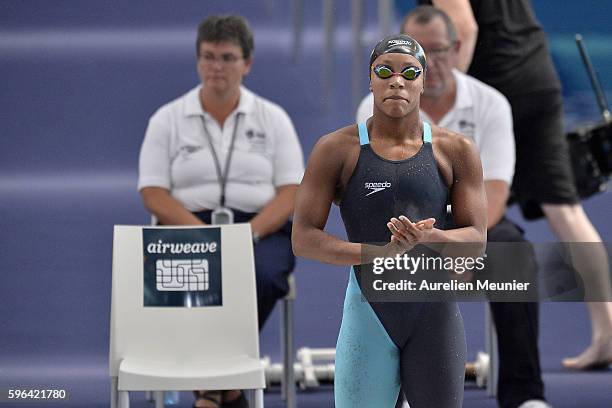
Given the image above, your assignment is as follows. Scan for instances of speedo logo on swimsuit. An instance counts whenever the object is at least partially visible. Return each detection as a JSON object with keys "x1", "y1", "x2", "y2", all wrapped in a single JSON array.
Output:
[
  {"x1": 364, "y1": 181, "x2": 391, "y2": 196},
  {"x1": 388, "y1": 39, "x2": 412, "y2": 46}
]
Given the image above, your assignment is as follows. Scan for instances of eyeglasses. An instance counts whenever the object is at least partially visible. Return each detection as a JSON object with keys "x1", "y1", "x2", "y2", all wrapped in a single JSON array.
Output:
[
  {"x1": 426, "y1": 44, "x2": 453, "y2": 59},
  {"x1": 199, "y1": 52, "x2": 243, "y2": 66},
  {"x1": 373, "y1": 65, "x2": 422, "y2": 81}
]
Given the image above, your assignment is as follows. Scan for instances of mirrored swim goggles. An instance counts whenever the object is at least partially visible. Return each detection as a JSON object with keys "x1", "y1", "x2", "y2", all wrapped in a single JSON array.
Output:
[{"x1": 373, "y1": 64, "x2": 422, "y2": 81}]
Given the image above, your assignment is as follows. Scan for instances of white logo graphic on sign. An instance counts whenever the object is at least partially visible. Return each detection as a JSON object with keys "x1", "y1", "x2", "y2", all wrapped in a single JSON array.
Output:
[{"x1": 156, "y1": 259, "x2": 209, "y2": 291}]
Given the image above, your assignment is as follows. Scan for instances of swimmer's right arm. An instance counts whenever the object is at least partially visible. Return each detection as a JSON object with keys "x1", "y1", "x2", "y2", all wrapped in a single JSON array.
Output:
[{"x1": 292, "y1": 133, "x2": 364, "y2": 265}]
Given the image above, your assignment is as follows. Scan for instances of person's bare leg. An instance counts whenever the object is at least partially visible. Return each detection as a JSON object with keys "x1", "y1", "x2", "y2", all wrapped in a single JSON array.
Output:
[
  {"x1": 193, "y1": 391, "x2": 222, "y2": 408},
  {"x1": 222, "y1": 390, "x2": 243, "y2": 402},
  {"x1": 542, "y1": 203, "x2": 612, "y2": 369}
]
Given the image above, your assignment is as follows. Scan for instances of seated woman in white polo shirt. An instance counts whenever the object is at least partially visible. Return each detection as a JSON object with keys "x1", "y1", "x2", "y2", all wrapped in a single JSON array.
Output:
[{"x1": 138, "y1": 15, "x2": 304, "y2": 408}]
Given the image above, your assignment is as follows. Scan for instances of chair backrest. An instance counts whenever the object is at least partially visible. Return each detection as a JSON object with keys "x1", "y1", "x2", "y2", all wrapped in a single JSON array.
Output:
[{"x1": 109, "y1": 223, "x2": 259, "y2": 376}]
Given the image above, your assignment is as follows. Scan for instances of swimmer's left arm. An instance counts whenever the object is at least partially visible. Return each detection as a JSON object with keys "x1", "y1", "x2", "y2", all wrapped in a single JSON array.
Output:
[
  {"x1": 433, "y1": 135, "x2": 487, "y2": 249},
  {"x1": 388, "y1": 136, "x2": 487, "y2": 252}
]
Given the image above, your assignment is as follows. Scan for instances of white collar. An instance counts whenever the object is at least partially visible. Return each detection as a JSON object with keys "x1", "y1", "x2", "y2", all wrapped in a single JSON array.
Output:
[{"x1": 183, "y1": 85, "x2": 254, "y2": 117}]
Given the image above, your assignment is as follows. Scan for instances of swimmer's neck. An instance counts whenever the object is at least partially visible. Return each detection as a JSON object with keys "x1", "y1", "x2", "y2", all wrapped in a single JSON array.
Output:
[{"x1": 369, "y1": 111, "x2": 422, "y2": 142}]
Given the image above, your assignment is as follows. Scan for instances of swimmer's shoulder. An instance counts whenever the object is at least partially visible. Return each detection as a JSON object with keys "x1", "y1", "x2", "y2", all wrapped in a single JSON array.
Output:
[
  {"x1": 430, "y1": 124, "x2": 481, "y2": 186},
  {"x1": 430, "y1": 124, "x2": 479, "y2": 162},
  {"x1": 312, "y1": 124, "x2": 361, "y2": 161}
]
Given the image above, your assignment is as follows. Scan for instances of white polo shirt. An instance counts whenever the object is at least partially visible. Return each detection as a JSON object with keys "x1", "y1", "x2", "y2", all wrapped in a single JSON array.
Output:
[
  {"x1": 356, "y1": 69, "x2": 515, "y2": 184},
  {"x1": 138, "y1": 85, "x2": 304, "y2": 213}
]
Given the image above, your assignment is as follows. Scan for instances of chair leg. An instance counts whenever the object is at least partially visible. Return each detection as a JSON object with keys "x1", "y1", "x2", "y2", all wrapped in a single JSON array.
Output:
[
  {"x1": 485, "y1": 304, "x2": 499, "y2": 397},
  {"x1": 153, "y1": 391, "x2": 164, "y2": 408},
  {"x1": 282, "y1": 297, "x2": 296, "y2": 408},
  {"x1": 110, "y1": 377, "x2": 118, "y2": 408},
  {"x1": 118, "y1": 390, "x2": 130, "y2": 408},
  {"x1": 254, "y1": 389, "x2": 264, "y2": 408},
  {"x1": 247, "y1": 389, "x2": 254, "y2": 407},
  {"x1": 281, "y1": 297, "x2": 288, "y2": 400}
]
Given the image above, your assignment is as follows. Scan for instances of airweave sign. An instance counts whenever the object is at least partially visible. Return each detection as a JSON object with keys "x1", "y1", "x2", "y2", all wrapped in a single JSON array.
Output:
[{"x1": 142, "y1": 228, "x2": 222, "y2": 307}]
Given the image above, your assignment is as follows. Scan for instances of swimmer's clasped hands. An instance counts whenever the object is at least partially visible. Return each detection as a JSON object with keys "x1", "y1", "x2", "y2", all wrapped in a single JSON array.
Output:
[
  {"x1": 383, "y1": 215, "x2": 435, "y2": 256},
  {"x1": 388, "y1": 215, "x2": 435, "y2": 244}
]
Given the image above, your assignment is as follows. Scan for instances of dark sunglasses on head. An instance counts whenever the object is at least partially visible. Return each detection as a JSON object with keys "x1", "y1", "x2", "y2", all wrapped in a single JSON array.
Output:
[{"x1": 373, "y1": 65, "x2": 422, "y2": 81}]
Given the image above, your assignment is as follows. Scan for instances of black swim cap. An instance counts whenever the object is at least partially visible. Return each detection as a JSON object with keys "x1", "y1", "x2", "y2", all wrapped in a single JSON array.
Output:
[{"x1": 369, "y1": 34, "x2": 427, "y2": 71}]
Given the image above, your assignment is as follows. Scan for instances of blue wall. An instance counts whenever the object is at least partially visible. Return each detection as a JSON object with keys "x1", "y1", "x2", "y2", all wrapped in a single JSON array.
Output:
[
  {"x1": 2, "y1": 1, "x2": 612, "y2": 174},
  {"x1": 1, "y1": 0, "x2": 611, "y2": 394}
]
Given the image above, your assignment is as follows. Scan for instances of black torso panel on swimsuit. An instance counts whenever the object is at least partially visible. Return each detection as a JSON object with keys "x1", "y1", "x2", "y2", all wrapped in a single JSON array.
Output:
[
  {"x1": 338, "y1": 122, "x2": 450, "y2": 348},
  {"x1": 339, "y1": 141, "x2": 448, "y2": 243}
]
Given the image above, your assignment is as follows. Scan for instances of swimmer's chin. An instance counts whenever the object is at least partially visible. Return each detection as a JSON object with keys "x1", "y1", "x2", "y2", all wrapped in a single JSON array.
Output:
[{"x1": 380, "y1": 110, "x2": 412, "y2": 119}]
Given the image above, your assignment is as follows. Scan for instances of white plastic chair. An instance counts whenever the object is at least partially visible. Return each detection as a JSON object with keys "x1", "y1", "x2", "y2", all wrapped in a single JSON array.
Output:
[{"x1": 109, "y1": 224, "x2": 265, "y2": 408}]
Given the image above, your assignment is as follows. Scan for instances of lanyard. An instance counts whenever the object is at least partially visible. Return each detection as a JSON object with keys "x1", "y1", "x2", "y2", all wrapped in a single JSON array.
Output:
[{"x1": 200, "y1": 113, "x2": 242, "y2": 208}]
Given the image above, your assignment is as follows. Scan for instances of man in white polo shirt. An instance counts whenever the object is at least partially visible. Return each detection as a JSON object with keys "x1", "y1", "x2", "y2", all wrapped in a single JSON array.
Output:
[
  {"x1": 357, "y1": 6, "x2": 549, "y2": 408},
  {"x1": 138, "y1": 15, "x2": 304, "y2": 408}
]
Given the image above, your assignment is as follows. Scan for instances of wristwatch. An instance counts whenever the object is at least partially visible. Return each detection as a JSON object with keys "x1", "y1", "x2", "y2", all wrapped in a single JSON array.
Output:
[{"x1": 252, "y1": 231, "x2": 261, "y2": 244}]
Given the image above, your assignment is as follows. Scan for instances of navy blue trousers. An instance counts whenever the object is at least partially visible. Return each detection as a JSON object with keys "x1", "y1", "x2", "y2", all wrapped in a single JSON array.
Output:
[{"x1": 487, "y1": 218, "x2": 544, "y2": 408}]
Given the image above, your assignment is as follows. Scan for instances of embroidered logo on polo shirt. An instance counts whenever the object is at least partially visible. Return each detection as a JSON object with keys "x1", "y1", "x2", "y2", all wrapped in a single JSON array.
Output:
[
  {"x1": 246, "y1": 129, "x2": 266, "y2": 140},
  {"x1": 245, "y1": 129, "x2": 267, "y2": 153},
  {"x1": 364, "y1": 181, "x2": 391, "y2": 196},
  {"x1": 178, "y1": 145, "x2": 203, "y2": 157},
  {"x1": 458, "y1": 120, "x2": 475, "y2": 137}
]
